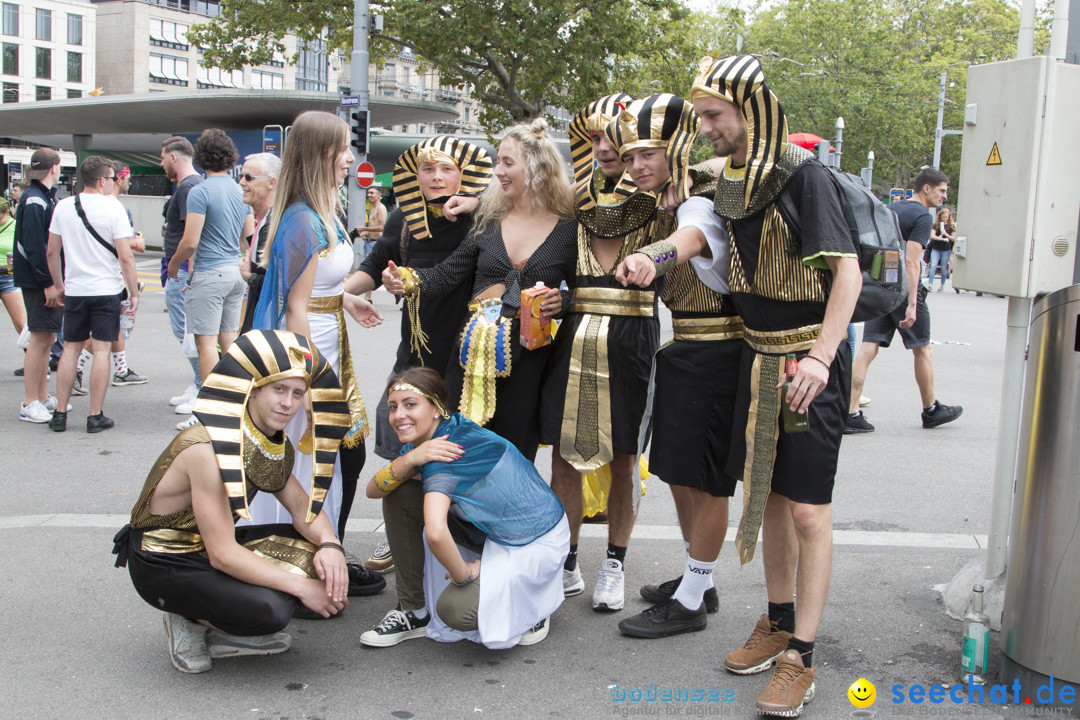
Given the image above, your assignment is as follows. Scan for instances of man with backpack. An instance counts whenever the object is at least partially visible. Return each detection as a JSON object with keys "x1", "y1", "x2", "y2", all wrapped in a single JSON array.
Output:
[{"x1": 845, "y1": 167, "x2": 963, "y2": 433}]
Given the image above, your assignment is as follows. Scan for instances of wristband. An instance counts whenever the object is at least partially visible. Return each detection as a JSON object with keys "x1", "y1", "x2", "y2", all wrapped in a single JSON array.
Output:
[
  {"x1": 803, "y1": 354, "x2": 830, "y2": 371},
  {"x1": 374, "y1": 461, "x2": 405, "y2": 493},
  {"x1": 317, "y1": 542, "x2": 345, "y2": 554},
  {"x1": 452, "y1": 570, "x2": 475, "y2": 587},
  {"x1": 398, "y1": 266, "x2": 421, "y2": 295},
  {"x1": 636, "y1": 239, "x2": 679, "y2": 277}
]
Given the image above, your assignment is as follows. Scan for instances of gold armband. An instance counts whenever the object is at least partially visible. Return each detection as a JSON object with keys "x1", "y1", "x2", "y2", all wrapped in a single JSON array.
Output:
[
  {"x1": 374, "y1": 460, "x2": 405, "y2": 494},
  {"x1": 637, "y1": 239, "x2": 679, "y2": 277},
  {"x1": 399, "y1": 266, "x2": 421, "y2": 296}
]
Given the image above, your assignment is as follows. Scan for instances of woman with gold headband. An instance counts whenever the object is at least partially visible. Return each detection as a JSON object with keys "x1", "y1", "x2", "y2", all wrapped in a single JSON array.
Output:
[
  {"x1": 248, "y1": 112, "x2": 383, "y2": 585},
  {"x1": 363, "y1": 367, "x2": 568, "y2": 649},
  {"x1": 112, "y1": 330, "x2": 353, "y2": 674},
  {"x1": 382, "y1": 118, "x2": 576, "y2": 462}
]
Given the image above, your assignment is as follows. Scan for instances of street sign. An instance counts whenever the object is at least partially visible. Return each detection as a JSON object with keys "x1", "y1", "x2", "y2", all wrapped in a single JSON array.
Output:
[
  {"x1": 262, "y1": 124, "x2": 283, "y2": 156},
  {"x1": 340, "y1": 95, "x2": 360, "y2": 107},
  {"x1": 356, "y1": 162, "x2": 376, "y2": 188}
]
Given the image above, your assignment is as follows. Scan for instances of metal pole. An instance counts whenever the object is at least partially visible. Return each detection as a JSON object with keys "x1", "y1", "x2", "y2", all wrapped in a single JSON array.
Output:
[
  {"x1": 1019, "y1": 0, "x2": 1037, "y2": 58},
  {"x1": 932, "y1": 72, "x2": 947, "y2": 170},
  {"x1": 834, "y1": 117, "x2": 844, "y2": 170},
  {"x1": 346, "y1": 0, "x2": 370, "y2": 232}
]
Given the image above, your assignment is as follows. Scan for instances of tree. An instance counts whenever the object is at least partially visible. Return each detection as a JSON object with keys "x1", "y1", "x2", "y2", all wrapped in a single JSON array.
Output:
[{"x1": 188, "y1": 0, "x2": 689, "y2": 132}]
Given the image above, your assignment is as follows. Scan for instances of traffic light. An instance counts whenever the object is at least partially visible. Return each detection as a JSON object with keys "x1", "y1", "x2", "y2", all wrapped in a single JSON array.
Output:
[{"x1": 350, "y1": 110, "x2": 369, "y2": 155}]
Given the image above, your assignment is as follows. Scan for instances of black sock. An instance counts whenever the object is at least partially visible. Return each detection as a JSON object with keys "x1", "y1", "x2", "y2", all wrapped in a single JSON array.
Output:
[
  {"x1": 924, "y1": 401, "x2": 939, "y2": 414},
  {"x1": 606, "y1": 543, "x2": 627, "y2": 565},
  {"x1": 768, "y1": 601, "x2": 796, "y2": 634},
  {"x1": 787, "y1": 636, "x2": 815, "y2": 668},
  {"x1": 564, "y1": 544, "x2": 578, "y2": 572}
]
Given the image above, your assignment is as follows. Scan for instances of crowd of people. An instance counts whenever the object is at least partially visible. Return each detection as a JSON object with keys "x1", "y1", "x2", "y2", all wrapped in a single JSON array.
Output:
[{"x1": 5, "y1": 52, "x2": 969, "y2": 719}]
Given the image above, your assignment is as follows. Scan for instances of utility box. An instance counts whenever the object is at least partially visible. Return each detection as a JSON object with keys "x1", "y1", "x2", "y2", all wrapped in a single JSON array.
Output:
[{"x1": 952, "y1": 57, "x2": 1080, "y2": 298}]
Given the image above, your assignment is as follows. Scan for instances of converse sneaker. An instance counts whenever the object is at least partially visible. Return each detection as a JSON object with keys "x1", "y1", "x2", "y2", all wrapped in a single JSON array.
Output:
[
  {"x1": 71, "y1": 371, "x2": 88, "y2": 396},
  {"x1": 592, "y1": 558, "x2": 625, "y2": 612},
  {"x1": 113, "y1": 368, "x2": 149, "y2": 386},
  {"x1": 170, "y1": 384, "x2": 198, "y2": 406},
  {"x1": 176, "y1": 416, "x2": 199, "y2": 431},
  {"x1": 843, "y1": 412, "x2": 875, "y2": 434},
  {"x1": 162, "y1": 613, "x2": 211, "y2": 674},
  {"x1": 364, "y1": 536, "x2": 395, "y2": 574},
  {"x1": 205, "y1": 629, "x2": 291, "y2": 659},
  {"x1": 19, "y1": 400, "x2": 52, "y2": 424},
  {"x1": 755, "y1": 649, "x2": 815, "y2": 717},
  {"x1": 922, "y1": 401, "x2": 963, "y2": 429},
  {"x1": 360, "y1": 604, "x2": 430, "y2": 647},
  {"x1": 346, "y1": 557, "x2": 387, "y2": 596},
  {"x1": 618, "y1": 597, "x2": 707, "y2": 638},
  {"x1": 517, "y1": 617, "x2": 549, "y2": 646},
  {"x1": 724, "y1": 614, "x2": 793, "y2": 675},
  {"x1": 640, "y1": 576, "x2": 719, "y2": 614},
  {"x1": 563, "y1": 566, "x2": 584, "y2": 597}
]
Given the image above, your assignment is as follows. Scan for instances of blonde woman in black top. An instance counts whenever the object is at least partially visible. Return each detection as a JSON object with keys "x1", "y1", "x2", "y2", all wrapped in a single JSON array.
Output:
[{"x1": 384, "y1": 118, "x2": 576, "y2": 460}]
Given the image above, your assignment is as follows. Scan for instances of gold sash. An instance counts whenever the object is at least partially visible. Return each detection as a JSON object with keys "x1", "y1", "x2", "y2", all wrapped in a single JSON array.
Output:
[
  {"x1": 140, "y1": 529, "x2": 319, "y2": 577},
  {"x1": 308, "y1": 294, "x2": 369, "y2": 447},
  {"x1": 672, "y1": 316, "x2": 745, "y2": 342}
]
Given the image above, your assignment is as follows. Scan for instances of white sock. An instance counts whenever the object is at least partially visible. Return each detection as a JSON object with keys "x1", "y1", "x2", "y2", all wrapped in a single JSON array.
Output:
[
  {"x1": 77, "y1": 349, "x2": 93, "y2": 372},
  {"x1": 112, "y1": 351, "x2": 127, "y2": 375},
  {"x1": 684, "y1": 541, "x2": 714, "y2": 588},
  {"x1": 672, "y1": 556, "x2": 716, "y2": 611}
]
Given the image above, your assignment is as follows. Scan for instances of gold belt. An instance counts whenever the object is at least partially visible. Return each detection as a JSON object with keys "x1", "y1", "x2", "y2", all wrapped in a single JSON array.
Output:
[
  {"x1": 743, "y1": 323, "x2": 821, "y2": 354},
  {"x1": 304, "y1": 292, "x2": 369, "y2": 446},
  {"x1": 569, "y1": 287, "x2": 655, "y2": 318},
  {"x1": 673, "y1": 316, "x2": 744, "y2": 342},
  {"x1": 307, "y1": 294, "x2": 343, "y2": 313}
]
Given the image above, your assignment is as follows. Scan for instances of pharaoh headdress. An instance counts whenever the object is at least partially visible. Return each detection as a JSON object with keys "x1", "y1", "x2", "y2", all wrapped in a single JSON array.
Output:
[
  {"x1": 193, "y1": 330, "x2": 350, "y2": 523},
  {"x1": 605, "y1": 94, "x2": 700, "y2": 205},
  {"x1": 568, "y1": 93, "x2": 638, "y2": 212},
  {"x1": 393, "y1": 136, "x2": 493, "y2": 241}
]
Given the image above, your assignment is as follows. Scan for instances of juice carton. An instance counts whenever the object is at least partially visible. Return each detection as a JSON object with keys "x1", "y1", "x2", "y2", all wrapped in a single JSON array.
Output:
[{"x1": 520, "y1": 282, "x2": 552, "y2": 350}]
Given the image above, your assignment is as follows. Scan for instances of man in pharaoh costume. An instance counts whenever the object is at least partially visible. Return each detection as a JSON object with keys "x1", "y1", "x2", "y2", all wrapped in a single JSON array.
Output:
[{"x1": 112, "y1": 330, "x2": 353, "y2": 674}]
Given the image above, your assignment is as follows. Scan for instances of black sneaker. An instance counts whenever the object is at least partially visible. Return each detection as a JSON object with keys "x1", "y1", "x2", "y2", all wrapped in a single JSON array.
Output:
[
  {"x1": 618, "y1": 598, "x2": 708, "y2": 639},
  {"x1": 360, "y1": 604, "x2": 430, "y2": 647},
  {"x1": 86, "y1": 413, "x2": 115, "y2": 434},
  {"x1": 13, "y1": 367, "x2": 23, "y2": 377},
  {"x1": 844, "y1": 412, "x2": 875, "y2": 434},
  {"x1": 640, "y1": 576, "x2": 719, "y2": 614},
  {"x1": 922, "y1": 401, "x2": 963, "y2": 429},
  {"x1": 347, "y1": 559, "x2": 387, "y2": 596},
  {"x1": 48, "y1": 410, "x2": 67, "y2": 432}
]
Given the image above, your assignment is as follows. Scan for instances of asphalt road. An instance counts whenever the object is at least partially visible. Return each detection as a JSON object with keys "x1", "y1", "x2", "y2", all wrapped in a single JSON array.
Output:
[{"x1": 1, "y1": 259, "x2": 1042, "y2": 719}]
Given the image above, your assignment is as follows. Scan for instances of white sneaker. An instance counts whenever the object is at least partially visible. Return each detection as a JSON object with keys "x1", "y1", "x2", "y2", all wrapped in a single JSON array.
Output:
[
  {"x1": 162, "y1": 612, "x2": 211, "y2": 674},
  {"x1": 517, "y1": 617, "x2": 549, "y2": 646},
  {"x1": 592, "y1": 558, "x2": 625, "y2": 612},
  {"x1": 859, "y1": 395, "x2": 871, "y2": 407},
  {"x1": 19, "y1": 400, "x2": 52, "y2": 423},
  {"x1": 175, "y1": 400, "x2": 195, "y2": 415},
  {"x1": 563, "y1": 566, "x2": 585, "y2": 597},
  {"x1": 170, "y1": 384, "x2": 198, "y2": 406},
  {"x1": 176, "y1": 416, "x2": 198, "y2": 431},
  {"x1": 44, "y1": 395, "x2": 71, "y2": 413}
]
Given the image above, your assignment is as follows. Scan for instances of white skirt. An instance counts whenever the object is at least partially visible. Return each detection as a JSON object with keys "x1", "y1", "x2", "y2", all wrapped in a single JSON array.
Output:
[{"x1": 422, "y1": 515, "x2": 569, "y2": 649}]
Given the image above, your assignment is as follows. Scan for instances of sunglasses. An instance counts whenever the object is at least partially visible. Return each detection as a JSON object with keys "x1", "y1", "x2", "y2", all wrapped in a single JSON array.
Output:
[{"x1": 241, "y1": 174, "x2": 267, "y2": 182}]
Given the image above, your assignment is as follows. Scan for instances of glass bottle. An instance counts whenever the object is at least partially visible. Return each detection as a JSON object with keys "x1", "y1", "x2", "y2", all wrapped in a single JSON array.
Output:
[{"x1": 961, "y1": 584, "x2": 989, "y2": 685}]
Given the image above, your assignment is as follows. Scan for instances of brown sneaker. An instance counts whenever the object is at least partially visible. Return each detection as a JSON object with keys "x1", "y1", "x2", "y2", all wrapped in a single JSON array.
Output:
[
  {"x1": 724, "y1": 614, "x2": 793, "y2": 675},
  {"x1": 755, "y1": 649, "x2": 815, "y2": 717}
]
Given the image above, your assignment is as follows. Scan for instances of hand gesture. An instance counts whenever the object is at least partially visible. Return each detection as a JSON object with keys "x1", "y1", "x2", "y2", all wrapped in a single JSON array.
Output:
[
  {"x1": 296, "y1": 576, "x2": 348, "y2": 618},
  {"x1": 382, "y1": 260, "x2": 406, "y2": 295},
  {"x1": 443, "y1": 195, "x2": 479, "y2": 221},
  {"x1": 614, "y1": 253, "x2": 657, "y2": 288},
  {"x1": 406, "y1": 435, "x2": 464, "y2": 465},
  {"x1": 313, "y1": 546, "x2": 349, "y2": 604},
  {"x1": 344, "y1": 294, "x2": 384, "y2": 328}
]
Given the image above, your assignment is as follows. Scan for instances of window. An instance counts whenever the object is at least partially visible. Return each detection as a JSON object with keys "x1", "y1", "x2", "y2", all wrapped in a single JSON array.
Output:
[
  {"x1": 35, "y1": 8, "x2": 50, "y2": 42},
  {"x1": 464, "y1": 107, "x2": 470, "y2": 122},
  {"x1": 251, "y1": 69, "x2": 282, "y2": 90},
  {"x1": 2, "y1": 42, "x2": 15, "y2": 75},
  {"x1": 295, "y1": 37, "x2": 327, "y2": 91},
  {"x1": 150, "y1": 19, "x2": 189, "y2": 50},
  {"x1": 196, "y1": 65, "x2": 241, "y2": 89},
  {"x1": 35, "y1": 46, "x2": 49, "y2": 79},
  {"x1": 67, "y1": 88, "x2": 80, "y2": 98},
  {"x1": 2, "y1": 3, "x2": 17, "y2": 36},
  {"x1": 66, "y1": 51, "x2": 80, "y2": 83},
  {"x1": 35, "y1": 84, "x2": 49, "y2": 101},
  {"x1": 2, "y1": 81, "x2": 16, "y2": 102},
  {"x1": 67, "y1": 14, "x2": 81, "y2": 45},
  {"x1": 149, "y1": 53, "x2": 189, "y2": 86}
]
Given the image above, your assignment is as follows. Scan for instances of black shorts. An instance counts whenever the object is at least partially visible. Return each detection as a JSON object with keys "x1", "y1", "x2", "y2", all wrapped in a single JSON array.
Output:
[
  {"x1": 862, "y1": 283, "x2": 930, "y2": 350},
  {"x1": 22, "y1": 288, "x2": 63, "y2": 333},
  {"x1": 725, "y1": 341, "x2": 851, "y2": 505},
  {"x1": 649, "y1": 339, "x2": 741, "y2": 498},
  {"x1": 63, "y1": 293, "x2": 122, "y2": 343}
]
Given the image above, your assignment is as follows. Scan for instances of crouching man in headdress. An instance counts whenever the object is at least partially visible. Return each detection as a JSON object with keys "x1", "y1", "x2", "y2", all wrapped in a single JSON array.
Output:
[{"x1": 112, "y1": 329, "x2": 353, "y2": 673}]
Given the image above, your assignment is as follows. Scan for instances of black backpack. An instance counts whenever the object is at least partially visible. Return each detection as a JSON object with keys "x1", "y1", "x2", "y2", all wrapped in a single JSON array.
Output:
[{"x1": 777, "y1": 167, "x2": 908, "y2": 323}]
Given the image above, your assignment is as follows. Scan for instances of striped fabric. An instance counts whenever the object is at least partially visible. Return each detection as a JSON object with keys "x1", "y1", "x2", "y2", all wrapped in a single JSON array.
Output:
[
  {"x1": 393, "y1": 136, "x2": 494, "y2": 241},
  {"x1": 605, "y1": 93, "x2": 700, "y2": 204},
  {"x1": 568, "y1": 94, "x2": 638, "y2": 212}
]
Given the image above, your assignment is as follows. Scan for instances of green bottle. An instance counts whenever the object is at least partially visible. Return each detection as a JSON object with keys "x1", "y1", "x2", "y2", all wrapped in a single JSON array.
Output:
[{"x1": 783, "y1": 354, "x2": 810, "y2": 433}]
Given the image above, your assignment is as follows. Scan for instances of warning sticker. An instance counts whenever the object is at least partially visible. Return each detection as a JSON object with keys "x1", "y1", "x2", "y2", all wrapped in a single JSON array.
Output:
[{"x1": 986, "y1": 142, "x2": 1002, "y2": 166}]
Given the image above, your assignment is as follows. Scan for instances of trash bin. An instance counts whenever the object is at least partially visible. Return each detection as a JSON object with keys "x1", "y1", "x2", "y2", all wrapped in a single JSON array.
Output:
[{"x1": 1001, "y1": 283, "x2": 1080, "y2": 690}]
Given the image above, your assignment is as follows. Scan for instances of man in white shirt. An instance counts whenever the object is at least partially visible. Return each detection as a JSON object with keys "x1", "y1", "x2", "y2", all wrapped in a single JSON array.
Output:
[{"x1": 45, "y1": 155, "x2": 139, "y2": 433}]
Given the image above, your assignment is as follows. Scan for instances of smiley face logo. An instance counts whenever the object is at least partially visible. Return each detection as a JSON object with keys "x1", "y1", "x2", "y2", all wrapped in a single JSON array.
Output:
[{"x1": 848, "y1": 678, "x2": 876, "y2": 708}]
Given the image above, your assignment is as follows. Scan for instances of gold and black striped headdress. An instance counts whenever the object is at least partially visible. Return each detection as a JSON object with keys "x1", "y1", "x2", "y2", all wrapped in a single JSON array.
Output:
[
  {"x1": 568, "y1": 94, "x2": 638, "y2": 212},
  {"x1": 393, "y1": 136, "x2": 493, "y2": 241},
  {"x1": 605, "y1": 94, "x2": 700, "y2": 204},
  {"x1": 691, "y1": 55, "x2": 806, "y2": 218},
  {"x1": 193, "y1": 330, "x2": 350, "y2": 524}
]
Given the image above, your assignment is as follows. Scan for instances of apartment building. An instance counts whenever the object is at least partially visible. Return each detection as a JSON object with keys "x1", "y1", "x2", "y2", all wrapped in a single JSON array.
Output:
[{"x1": 1, "y1": 0, "x2": 96, "y2": 104}]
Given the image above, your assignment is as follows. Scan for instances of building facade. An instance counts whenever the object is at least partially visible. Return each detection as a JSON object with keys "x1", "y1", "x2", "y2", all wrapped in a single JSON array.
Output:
[{"x1": 1, "y1": 0, "x2": 96, "y2": 103}]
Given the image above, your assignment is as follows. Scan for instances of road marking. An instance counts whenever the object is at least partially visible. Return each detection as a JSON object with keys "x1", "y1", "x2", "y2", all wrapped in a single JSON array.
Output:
[{"x1": 0, "y1": 514, "x2": 987, "y2": 550}]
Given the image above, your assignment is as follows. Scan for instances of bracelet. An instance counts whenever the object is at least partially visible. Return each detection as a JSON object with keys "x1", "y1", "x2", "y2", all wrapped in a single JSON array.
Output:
[
  {"x1": 452, "y1": 570, "x2": 475, "y2": 587},
  {"x1": 636, "y1": 239, "x2": 679, "y2": 277},
  {"x1": 399, "y1": 266, "x2": 421, "y2": 295},
  {"x1": 374, "y1": 461, "x2": 405, "y2": 494},
  {"x1": 317, "y1": 542, "x2": 345, "y2": 554},
  {"x1": 803, "y1": 354, "x2": 830, "y2": 371}
]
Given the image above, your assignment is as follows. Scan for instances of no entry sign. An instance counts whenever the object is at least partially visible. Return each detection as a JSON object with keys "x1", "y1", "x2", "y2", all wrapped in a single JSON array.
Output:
[{"x1": 356, "y1": 162, "x2": 376, "y2": 188}]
